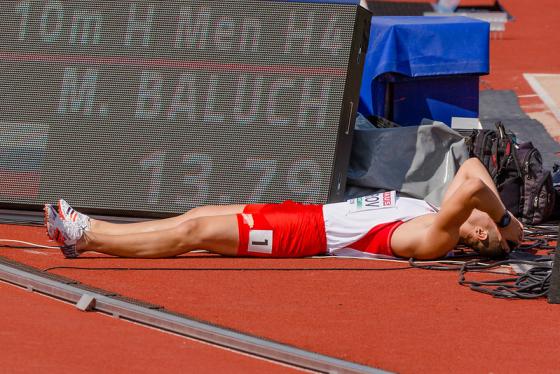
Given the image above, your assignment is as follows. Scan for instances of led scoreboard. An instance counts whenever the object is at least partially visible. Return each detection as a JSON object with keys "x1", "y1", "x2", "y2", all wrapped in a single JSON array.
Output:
[{"x1": 0, "y1": 0, "x2": 370, "y2": 217}]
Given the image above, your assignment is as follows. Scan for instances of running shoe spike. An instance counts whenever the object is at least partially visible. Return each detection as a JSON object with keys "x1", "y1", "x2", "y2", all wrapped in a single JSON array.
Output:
[
  {"x1": 60, "y1": 245, "x2": 80, "y2": 259},
  {"x1": 58, "y1": 199, "x2": 91, "y2": 231}
]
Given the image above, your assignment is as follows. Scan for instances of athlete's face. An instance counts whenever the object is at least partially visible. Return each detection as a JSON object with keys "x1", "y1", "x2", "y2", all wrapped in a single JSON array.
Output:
[{"x1": 462, "y1": 210, "x2": 509, "y2": 257}]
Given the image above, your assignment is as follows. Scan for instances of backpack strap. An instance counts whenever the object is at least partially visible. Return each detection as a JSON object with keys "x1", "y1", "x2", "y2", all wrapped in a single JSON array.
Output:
[{"x1": 494, "y1": 121, "x2": 522, "y2": 178}]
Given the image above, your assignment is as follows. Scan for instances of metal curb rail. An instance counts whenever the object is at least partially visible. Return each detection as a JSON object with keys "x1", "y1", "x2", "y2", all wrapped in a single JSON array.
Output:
[{"x1": 0, "y1": 261, "x2": 390, "y2": 374}]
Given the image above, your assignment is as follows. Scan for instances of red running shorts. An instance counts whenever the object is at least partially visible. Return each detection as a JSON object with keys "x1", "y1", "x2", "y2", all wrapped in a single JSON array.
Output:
[{"x1": 236, "y1": 201, "x2": 327, "y2": 258}]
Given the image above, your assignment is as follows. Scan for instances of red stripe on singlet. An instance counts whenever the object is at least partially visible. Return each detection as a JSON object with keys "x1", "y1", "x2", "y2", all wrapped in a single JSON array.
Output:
[{"x1": 348, "y1": 221, "x2": 404, "y2": 257}]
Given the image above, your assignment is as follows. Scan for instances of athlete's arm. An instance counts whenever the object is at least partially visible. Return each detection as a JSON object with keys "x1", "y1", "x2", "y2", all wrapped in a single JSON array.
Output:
[
  {"x1": 442, "y1": 157, "x2": 523, "y2": 245},
  {"x1": 443, "y1": 158, "x2": 500, "y2": 203},
  {"x1": 393, "y1": 178, "x2": 508, "y2": 259}
]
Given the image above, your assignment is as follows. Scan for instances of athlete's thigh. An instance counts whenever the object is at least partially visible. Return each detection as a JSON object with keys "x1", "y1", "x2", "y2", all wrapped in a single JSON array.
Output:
[
  {"x1": 192, "y1": 214, "x2": 240, "y2": 256},
  {"x1": 184, "y1": 204, "x2": 246, "y2": 220}
]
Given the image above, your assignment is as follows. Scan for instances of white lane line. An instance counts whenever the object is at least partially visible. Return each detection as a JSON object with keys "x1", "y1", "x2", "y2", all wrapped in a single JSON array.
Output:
[
  {"x1": 517, "y1": 94, "x2": 539, "y2": 98},
  {"x1": 524, "y1": 73, "x2": 560, "y2": 121}
]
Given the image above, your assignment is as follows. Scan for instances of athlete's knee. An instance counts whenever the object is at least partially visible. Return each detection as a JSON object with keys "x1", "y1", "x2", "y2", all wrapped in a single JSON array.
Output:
[{"x1": 173, "y1": 219, "x2": 204, "y2": 249}]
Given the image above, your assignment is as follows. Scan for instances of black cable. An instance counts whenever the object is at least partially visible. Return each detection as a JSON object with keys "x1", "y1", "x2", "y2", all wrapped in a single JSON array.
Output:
[
  {"x1": 458, "y1": 259, "x2": 553, "y2": 299},
  {"x1": 517, "y1": 238, "x2": 548, "y2": 251},
  {"x1": 408, "y1": 257, "x2": 484, "y2": 271}
]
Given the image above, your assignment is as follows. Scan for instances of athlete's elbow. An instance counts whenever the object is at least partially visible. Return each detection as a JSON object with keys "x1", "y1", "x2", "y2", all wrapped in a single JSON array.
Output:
[
  {"x1": 461, "y1": 157, "x2": 485, "y2": 173},
  {"x1": 460, "y1": 178, "x2": 486, "y2": 206}
]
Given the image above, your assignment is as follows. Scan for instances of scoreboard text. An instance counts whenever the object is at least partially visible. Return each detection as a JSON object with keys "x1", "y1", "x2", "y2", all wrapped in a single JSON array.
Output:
[{"x1": 0, "y1": 0, "x2": 368, "y2": 216}]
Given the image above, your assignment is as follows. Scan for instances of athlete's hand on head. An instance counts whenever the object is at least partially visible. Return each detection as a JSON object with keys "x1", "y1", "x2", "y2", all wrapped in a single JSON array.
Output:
[{"x1": 498, "y1": 213, "x2": 524, "y2": 252}]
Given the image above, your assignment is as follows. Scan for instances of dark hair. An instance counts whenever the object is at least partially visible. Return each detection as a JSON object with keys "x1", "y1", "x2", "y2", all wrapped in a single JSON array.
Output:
[{"x1": 462, "y1": 228, "x2": 507, "y2": 259}]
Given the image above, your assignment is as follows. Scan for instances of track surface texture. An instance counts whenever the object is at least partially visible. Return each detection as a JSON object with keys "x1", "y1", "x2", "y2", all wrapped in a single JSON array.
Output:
[
  {"x1": 0, "y1": 277, "x2": 300, "y2": 374},
  {"x1": 1, "y1": 223, "x2": 560, "y2": 373},
  {"x1": 3, "y1": 0, "x2": 560, "y2": 373}
]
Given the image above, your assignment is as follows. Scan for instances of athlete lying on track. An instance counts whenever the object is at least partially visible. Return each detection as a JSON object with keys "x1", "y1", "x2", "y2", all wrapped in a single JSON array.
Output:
[{"x1": 44, "y1": 158, "x2": 523, "y2": 260}]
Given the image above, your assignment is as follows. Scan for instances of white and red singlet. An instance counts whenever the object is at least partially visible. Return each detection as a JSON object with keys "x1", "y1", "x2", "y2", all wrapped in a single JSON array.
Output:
[{"x1": 236, "y1": 192, "x2": 436, "y2": 258}]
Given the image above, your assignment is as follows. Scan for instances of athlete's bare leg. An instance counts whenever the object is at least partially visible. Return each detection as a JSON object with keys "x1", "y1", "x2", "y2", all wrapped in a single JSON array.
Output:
[
  {"x1": 78, "y1": 214, "x2": 240, "y2": 258},
  {"x1": 89, "y1": 205, "x2": 246, "y2": 236}
]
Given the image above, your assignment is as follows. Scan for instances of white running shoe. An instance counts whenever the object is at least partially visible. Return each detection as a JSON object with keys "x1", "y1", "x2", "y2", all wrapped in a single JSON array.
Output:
[
  {"x1": 44, "y1": 203, "x2": 85, "y2": 258},
  {"x1": 57, "y1": 199, "x2": 91, "y2": 230}
]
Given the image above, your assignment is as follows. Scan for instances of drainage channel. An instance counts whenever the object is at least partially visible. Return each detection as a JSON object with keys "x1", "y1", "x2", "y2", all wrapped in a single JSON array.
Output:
[{"x1": 0, "y1": 258, "x2": 389, "y2": 374}]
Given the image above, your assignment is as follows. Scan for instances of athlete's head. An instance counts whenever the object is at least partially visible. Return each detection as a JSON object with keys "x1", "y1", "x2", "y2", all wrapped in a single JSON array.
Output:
[{"x1": 459, "y1": 209, "x2": 508, "y2": 258}]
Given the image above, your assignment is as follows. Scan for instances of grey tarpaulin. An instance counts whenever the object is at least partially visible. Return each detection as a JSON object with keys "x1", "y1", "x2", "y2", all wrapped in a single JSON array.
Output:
[{"x1": 345, "y1": 115, "x2": 470, "y2": 206}]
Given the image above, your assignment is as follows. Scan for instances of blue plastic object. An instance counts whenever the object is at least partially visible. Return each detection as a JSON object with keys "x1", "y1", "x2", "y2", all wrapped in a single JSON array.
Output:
[{"x1": 359, "y1": 16, "x2": 490, "y2": 126}]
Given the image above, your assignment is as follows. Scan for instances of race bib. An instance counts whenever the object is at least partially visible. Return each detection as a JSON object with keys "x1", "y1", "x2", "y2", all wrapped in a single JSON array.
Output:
[
  {"x1": 248, "y1": 230, "x2": 273, "y2": 254},
  {"x1": 347, "y1": 191, "x2": 397, "y2": 213}
]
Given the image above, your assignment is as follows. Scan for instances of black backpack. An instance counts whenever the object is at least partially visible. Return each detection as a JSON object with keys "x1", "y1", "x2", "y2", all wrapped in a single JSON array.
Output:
[{"x1": 466, "y1": 122, "x2": 556, "y2": 225}]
